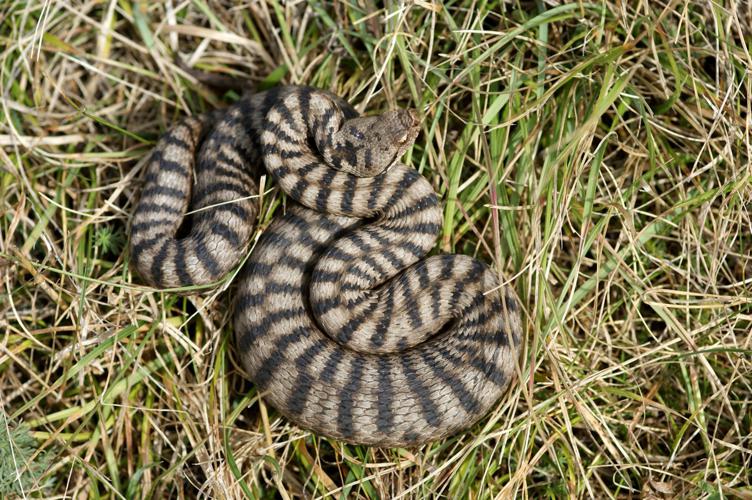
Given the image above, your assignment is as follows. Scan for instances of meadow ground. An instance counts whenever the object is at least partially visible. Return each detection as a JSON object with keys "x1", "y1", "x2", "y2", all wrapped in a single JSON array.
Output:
[{"x1": 1, "y1": 1, "x2": 751, "y2": 498}]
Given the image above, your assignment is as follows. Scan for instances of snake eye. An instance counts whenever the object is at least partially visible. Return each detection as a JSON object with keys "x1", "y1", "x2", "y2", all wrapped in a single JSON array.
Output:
[{"x1": 350, "y1": 127, "x2": 365, "y2": 141}]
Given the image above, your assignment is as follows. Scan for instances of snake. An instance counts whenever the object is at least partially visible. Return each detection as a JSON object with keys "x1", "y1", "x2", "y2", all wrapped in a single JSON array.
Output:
[{"x1": 130, "y1": 86, "x2": 522, "y2": 447}]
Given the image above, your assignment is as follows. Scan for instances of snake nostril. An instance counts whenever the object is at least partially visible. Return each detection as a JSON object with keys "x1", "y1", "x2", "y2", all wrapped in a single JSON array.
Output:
[{"x1": 407, "y1": 109, "x2": 419, "y2": 128}]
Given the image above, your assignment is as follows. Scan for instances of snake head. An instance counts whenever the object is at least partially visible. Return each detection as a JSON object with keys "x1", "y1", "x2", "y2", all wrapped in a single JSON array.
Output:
[{"x1": 330, "y1": 109, "x2": 421, "y2": 177}]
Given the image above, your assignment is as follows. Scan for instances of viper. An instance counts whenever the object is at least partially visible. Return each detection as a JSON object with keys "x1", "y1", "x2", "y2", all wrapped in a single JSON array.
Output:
[{"x1": 130, "y1": 86, "x2": 522, "y2": 447}]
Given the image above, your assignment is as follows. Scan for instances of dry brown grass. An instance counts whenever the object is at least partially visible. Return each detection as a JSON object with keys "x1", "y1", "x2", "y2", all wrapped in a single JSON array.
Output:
[{"x1": 1, "y1": 0, "x2": 751, "y2": 498}]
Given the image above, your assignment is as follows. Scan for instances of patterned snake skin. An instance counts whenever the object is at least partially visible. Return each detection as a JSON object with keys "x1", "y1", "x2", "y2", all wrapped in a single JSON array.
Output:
[{"x1": 130, "y1": 86, "x2": 522, "y2": 447}]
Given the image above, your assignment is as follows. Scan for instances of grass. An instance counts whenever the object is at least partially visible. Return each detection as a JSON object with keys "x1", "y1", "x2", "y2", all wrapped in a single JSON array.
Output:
[{"x1": 1, "y1": 0, "x2": 751, "y2": 498}]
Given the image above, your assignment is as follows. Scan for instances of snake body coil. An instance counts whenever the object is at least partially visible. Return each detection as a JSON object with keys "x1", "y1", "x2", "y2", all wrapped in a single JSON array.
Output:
[{"x1": 130, "y1": 86, "x2": 522, "y2": 447}]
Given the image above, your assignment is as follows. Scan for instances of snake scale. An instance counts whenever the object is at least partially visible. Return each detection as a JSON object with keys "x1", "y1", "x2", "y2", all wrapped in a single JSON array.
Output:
[{"x1": 130, "y1": 86, "x2": 522, "y2": 447}]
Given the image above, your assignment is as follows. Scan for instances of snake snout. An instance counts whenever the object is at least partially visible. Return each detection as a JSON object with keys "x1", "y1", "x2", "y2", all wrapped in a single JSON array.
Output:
[
  {"x1": 400, "y1": 109, "x2": 420, "y2": 129},
  {"x1": 392, "y1": 110, "x2": 420, "y2": 146}
]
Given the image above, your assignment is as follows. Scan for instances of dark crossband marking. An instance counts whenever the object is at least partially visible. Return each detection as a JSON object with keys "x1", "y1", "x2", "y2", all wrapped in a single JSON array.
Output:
[
  {"x1": 130, "y1": 234, "x2": 165, "y2": 262},
  {"x1": 336, "y1": 359, "x2": 363, "y2": 437},
  {"x1": 173, "y1": 244, "x2": 192, "y2": 286},
  {"x1": 421, "y1": 351, "x2": 481, "y2": 415},
  {"x1": 249, "y1": 327, "x2": 307, "y2": 388},
  {"x1": 315, "y1": 169, "x2": 338, "y2": 212},
  {"x1": 442, "y1": 346, "x2": 507, "y2": 387},
  {"x1": 369, "y1": 285, "x2": 394, "y2": 348},
  {"x1": 149, "y1": 240, "x2": 171, "y2": 287},
  {"x1": 319, "y1": 349, "x2": 344, "y2": 385},
  {"x1": 401, "y1": 356, "x2": 441, "y2": 428},
  {"x1": 286, "y1": 342, "x2": 325, "y2": 415},
  {"x1": 376, "y1": 357, "x2": 393, "y2": 434},
  {"x1": 193, "y1": 237, "x2": 222, "y2": 278},
  {"x1": 335, "y1": 298, "x2": 380, "y2": 343},
  {"x1": 210, "y1": 222, "x2": 241, "y2": 246},
  {"x1": 150, "y1": 152, "x2": 191, "y2": 177},
  {"x1": 134, "y1": 202, "x2": 183, "y2": 216},
  {"x1": 141, "y1": 184, "x2": 185, "y2": 200},
  {"x1": 366, "y1": 172, "x2": 386, "y2": 211},
  {"x1": 400, "y1": 272, "x2": 423, "y2": 330},
  {"x1": 160, "y1": 132, "x2": 193, "y2": 151}
]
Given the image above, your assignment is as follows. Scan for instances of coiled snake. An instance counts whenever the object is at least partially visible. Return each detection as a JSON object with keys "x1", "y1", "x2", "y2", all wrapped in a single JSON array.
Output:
[{"x1": 130, "y1": 86, "x2": 522, "y2": 447}]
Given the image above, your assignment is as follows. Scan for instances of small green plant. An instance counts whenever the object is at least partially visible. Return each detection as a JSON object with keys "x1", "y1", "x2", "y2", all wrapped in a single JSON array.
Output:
[
  {"x1": 0, "y1": 413, "x2": 50, "y2": 497},
  {"x1": 94, "y1": 225, "x2": 125, "y2": 255}
]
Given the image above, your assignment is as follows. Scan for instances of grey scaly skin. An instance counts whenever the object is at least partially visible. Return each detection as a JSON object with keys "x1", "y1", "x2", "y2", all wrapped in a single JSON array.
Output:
[{"x1": 130, "y1": 85, "x2": 522, "y2": 447}]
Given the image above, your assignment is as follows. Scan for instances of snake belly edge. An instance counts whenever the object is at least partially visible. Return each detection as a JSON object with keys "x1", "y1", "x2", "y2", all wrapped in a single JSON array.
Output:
[{"x1": 130, "y1": 85, "x2": 523, "y2": 447}]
